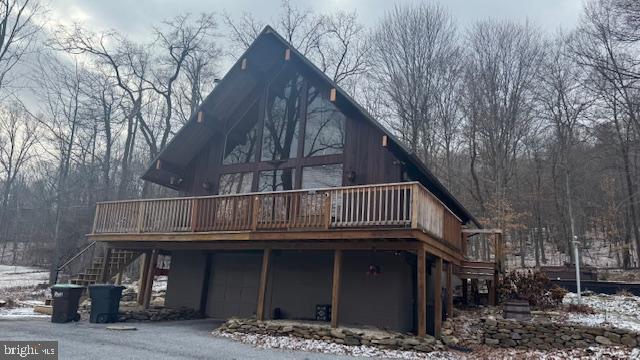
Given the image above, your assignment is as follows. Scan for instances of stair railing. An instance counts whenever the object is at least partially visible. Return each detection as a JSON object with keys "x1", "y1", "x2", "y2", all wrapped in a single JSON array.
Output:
[{"x1": 54, "y1": 241, "x2": 100, "y2": 284}]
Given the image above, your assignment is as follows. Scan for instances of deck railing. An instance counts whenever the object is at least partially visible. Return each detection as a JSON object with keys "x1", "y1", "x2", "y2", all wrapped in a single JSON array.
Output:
[{"x1": 92, "y1": 182, "x2": 463, "y2": 250}]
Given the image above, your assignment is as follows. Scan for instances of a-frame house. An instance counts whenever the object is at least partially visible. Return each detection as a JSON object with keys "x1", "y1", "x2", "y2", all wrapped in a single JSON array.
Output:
[{"x1": 81, "y1": 26, "x2": 502, "y2": 337}]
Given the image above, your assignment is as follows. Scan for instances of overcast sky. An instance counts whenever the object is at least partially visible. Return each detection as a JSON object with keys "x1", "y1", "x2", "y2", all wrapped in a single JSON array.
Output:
[{"x1": 48, "y1": 0, "x2": 585, "y2": 40}]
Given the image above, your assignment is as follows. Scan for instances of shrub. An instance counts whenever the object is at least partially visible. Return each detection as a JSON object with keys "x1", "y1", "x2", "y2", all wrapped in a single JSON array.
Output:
[
  {"x1": 616, "y1": 289, "x2": 633, "y2": 297},
  {"x1": 498, "y1": 270, "x2": 557, "y2": 309},
  {"x1": 567, "y1": 303, "x2": 595, "y2": 314},
  {"x1": 549, "y1": 285, "x2": 568, "y2": 305}
]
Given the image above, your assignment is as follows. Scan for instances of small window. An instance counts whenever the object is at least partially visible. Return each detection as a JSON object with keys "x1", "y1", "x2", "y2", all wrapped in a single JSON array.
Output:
[
  {"x1": 304, "y1": 86, "x2": 345, "y2": 157},
  {"x1": 302, "y1": 164, "x2": 343, "y2": 189},
  {"x1": 258, "y1": 169, "x2": 295, "y2": 192},
  {"x1": 219, "y1": 172, "x2": 253, "y2": 195}
]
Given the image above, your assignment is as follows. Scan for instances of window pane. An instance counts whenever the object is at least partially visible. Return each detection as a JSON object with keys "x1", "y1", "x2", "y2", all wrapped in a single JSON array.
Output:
[
  {"x1": 261, "y1": 71, "x2": 303, "y2": 161},
  {"x1": 258, "y1": 169, "x2": 295, "y2": 192},
  {"x1": 223, "y1": 102, "x2": 260, "y2": 164},
  {"x1": 304, "y1": 86, "x2": 345, "y2": 157},
  {"x1": 219, "y1": 172, "x2": 253, "y2": 194},
  {"x1": 302, "y1": 164, "x2": 343, "y2": 189}
]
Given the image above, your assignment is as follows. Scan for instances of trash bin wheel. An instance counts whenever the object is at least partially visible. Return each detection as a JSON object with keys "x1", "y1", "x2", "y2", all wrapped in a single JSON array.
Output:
[
  {"x1": 73, "y1": 313, "x2": 81, "y2": 322},
  {"x1": 96, "y1": 313, "x2": 109, "y2": 323}
]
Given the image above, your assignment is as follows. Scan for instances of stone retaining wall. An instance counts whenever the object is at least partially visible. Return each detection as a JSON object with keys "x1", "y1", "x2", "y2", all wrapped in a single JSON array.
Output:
[
  {"x1": 481, "y1": 317, "x2": 640, "y2": 349},
  {"x1": 117, "y1": 306, "x2": 203, "y2": 322},
  {"x1": 217, "y1": 318, "x2": 446, "y2": 353}
]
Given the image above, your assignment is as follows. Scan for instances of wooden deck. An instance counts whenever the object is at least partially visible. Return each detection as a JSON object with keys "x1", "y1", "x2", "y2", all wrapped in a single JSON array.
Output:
[{"x1": 89, "y1": 182, "x2": 464, "y2": 254}]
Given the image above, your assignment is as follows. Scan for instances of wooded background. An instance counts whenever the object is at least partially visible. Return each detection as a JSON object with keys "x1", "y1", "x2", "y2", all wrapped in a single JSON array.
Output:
[{"x1": 0, "y1": 0, "x2": 639, "y2": 271}]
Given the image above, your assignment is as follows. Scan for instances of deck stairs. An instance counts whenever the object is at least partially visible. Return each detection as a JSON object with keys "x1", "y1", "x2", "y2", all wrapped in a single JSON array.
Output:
[{"x1": 68, "y1": 249, "x2": 142, "y2": 287}]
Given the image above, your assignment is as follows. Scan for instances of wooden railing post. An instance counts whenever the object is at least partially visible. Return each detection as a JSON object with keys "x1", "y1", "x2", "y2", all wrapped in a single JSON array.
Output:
[
  {"x1": 191, "y1": 198, "x2": 199, "y2": 232},
  {"x1": 411, "y1": 184, "x2": 419, "y2": 229},
  {"x1": 251, "y1": 196, "x2": 260, "y2": 230},
  {"x1": 136, "y1": 202, "x2": 146, "y2": 233},
  {"x1": 92, "y1": 204, "x2": 100, "y2": 233},
  {"x1": 324, "y1": 193, "x2": 332, "y2": 229}
]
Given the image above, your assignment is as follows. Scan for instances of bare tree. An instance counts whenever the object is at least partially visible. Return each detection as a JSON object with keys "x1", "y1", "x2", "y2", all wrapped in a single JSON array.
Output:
[
  {"x1": 0, "y1": 0, "x2": 44, "y2": 93},
  {"x1": 224, "y1": 1, "x2": 368, "y2": 86},
  {"x1": 0, "y1": 101, "x2": 37, "y2": 259},
  {"x1": 370, "y1": 3, "x2": 459, "y2": 169}
]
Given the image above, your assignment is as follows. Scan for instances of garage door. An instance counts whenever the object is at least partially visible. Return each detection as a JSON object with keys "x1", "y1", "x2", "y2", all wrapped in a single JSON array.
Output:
[{"x1": 206, "y1": 252, "x2": 261, "y2": 319}]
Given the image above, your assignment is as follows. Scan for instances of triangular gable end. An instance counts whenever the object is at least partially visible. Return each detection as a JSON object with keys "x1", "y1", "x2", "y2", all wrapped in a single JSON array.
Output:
[{"x1": 141, "y1": 25, "x2": 479, "y2": 227}]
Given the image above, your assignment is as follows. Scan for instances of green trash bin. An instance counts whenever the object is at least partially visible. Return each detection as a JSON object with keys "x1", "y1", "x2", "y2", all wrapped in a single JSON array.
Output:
[
  {"x1": 88, "y1": 284, "x2": 125, "y2": 323},
  {"x1": 51, "y1": 284, "x2": 84, "y2": 323}
]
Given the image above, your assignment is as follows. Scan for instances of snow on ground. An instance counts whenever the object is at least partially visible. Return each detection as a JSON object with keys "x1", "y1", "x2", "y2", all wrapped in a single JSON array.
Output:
[
  {"x1": 213, "y1": 331, "x2": 636, "y2": 360},
  {"x1": 213, "y1": 331, "x2": 460, "y2": 360},
  {"x1": 563, "y1": 292, "x2": 640, "y2": 332},
  {"x1": 0, "y1": 264, "x2": 48, "y2": 289}
]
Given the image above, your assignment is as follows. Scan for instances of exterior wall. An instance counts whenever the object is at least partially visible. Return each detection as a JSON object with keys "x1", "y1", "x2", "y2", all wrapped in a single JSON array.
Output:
[
  {"x1": 165, "y1": 250, "x2": 207, "y2": 310},
  {"x1": 340, "y1": 251, "x2": 414, "y2": 332},
  {"x1": 343, "y1": 116, "x2": 402, "y2": 186},
  {"x1": 168, "y1": 250, "x2": 416, "y2": 333}
]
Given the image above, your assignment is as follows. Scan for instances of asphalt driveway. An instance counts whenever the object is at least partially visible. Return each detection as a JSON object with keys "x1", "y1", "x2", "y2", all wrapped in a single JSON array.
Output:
[{"x1": 0, "y1": 318, "x2": 357, "y2": 360}]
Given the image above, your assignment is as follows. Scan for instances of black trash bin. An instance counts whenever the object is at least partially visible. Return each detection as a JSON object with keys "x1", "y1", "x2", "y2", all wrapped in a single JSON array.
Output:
[
  {"x1": 88, "y1": 284, "x2": 124, "y2": 323},
  {"x1": 50, "y1": 284, "x2": 84, "y2": 323}
]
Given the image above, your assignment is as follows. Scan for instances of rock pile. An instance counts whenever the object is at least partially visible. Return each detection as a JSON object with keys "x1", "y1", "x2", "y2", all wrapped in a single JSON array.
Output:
[
  {"x1": 481, "y1": 316, "x2": 640, "y2": 349},
  {"x1": 118, "y1": 306, "x2": 203, "y2": 322},
  {"x1": 216, "y1": 318, "x2": 446, "y2": 353}
]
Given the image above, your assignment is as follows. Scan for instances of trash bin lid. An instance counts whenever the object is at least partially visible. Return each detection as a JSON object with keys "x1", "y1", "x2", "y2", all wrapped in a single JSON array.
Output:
[
  {"x1": 51, "y1": 284, "x2": 84, "y2": 289},
  {"x1": 88, "y1": 284, "x2": 125, "y2": 289}
]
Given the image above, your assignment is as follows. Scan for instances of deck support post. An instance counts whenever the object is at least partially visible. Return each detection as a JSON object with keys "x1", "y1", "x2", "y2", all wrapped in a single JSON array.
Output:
[
  {"x1": 256, "y1": 248, "x2": 271, "y2": 320},
  {"x1": 488, "y1": 279, "x2": 496, "y2": 306},
  {"x1": 461, "y1": 278, "x2": 468, "y2": 306},
  {"x1": 417, "y1": 249, "x2": 426, "y2": 337},
  {"x1": 331, "y1": 249, "x2": 343, "y2": 328},
  {"x1": 100, "y1": 247, "x2": 113, "y2": 283},
  {"x1": 143, "y1": 249, "x2": 158, "y2": 309},
  {"x1": 471, "y1": 278, "x2": 479, "y2": 305},
  {"x1": 446, "y1": 262, "x2": 453, "y2": 319},
  {"x1": 137, "y1": 252, "x2": 150, "y2": 305},
  {"x1": 434, "y1": 257, "x2": 443, "y2": 338}
]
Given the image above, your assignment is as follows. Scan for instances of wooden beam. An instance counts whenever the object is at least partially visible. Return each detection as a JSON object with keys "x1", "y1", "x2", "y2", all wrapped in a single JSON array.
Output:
[
  {"x1": 434, "y1": 257, "x2": 443, "y2": 338},
  {"x1": 137, "y1": 252, "x2": 150, "y2": 305},
  {"x1": 241, "y1": 58, "x2": 247, "y2": 70},
  {"x1": 100, "y1": 247, "x2": 112, "y2": 283},
  {"x1": 143, "y1": 249, "x2": 159, "y2": 309},
  {"x1": 462, "y1": 229, "x2": 503, "y2": 234},
  {"x1": 197, "y1": 111, "x2": 204, "y2": 123},
  {"x1": 285, "y1": 48, "x2": 291, "y2": 60},
  {"x1": 108, "y1": 240, "x2": 421, "y2": 252},
  {"x1": 329, "y1": 88, "x2": 336, "y2": 102},
  {"x1": 417, "y1": 249, "x2": 426, "y2": 337},
  {"x1": 256, "y1": 248, "x2": 271, "y2": 320},
  {"x1": 331, "y1": 249, "x2": 343, "y2": 328},
  {"x1": 199, "y1": 252, "x2": 213, "y2": 315},
  {"x1": 382, "y1": 135, "x2": 388, "y2": 147},
  {"x1": 446, "y1": 262, "x2": 453, "y2": 319}
]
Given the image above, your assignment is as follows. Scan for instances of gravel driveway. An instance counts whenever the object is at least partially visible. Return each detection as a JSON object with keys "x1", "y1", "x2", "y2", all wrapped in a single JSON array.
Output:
[{"x1": 0, "y1": 318, "x2": 356, "y2": 360}]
